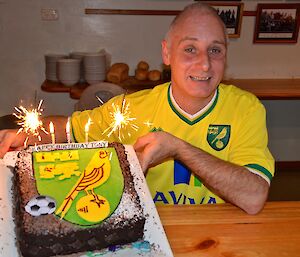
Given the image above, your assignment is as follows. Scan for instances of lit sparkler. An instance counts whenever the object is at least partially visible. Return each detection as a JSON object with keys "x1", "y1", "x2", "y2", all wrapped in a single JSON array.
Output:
[
  {"x1": 96, "y1": 95, "x2": 105, "y2": 105},
  {"x1": 102, "y1": 96, "x2": 138, "y2": 141},
  {"x1": 13, "y1": 100, "x2": 48, "y2": 143},
  {"x1": 143, "y1": 120, "x2": 153, "y2": 128}
]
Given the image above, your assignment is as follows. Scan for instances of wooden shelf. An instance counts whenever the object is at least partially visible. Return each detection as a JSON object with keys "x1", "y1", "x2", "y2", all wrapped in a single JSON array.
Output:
[
  {"x1": 41, "y1": 80, "x2": 73, "y2": 93},
  {"x1": 41, "y1": 80, "x2": 89, "y2": 100},
  {"x1": 41, "y1": 78, "x2": 165, "y2": 100},
  {"x1": 42, "y1": 78, "x2": 300, "y2": 100}
]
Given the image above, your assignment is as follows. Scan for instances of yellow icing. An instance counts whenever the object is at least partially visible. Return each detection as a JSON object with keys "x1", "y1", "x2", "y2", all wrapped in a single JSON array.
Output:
[
  {"x1": 39, "y1": 163, "x2": 80, "y2": 180},
  {"x1": 39, "y1": 164, "x2": 55, "y2": 178},
  {"x1": 59, "y1": 151, "x2": 79, "y2": 161},
  {"x1": 36, "y1": 150, "x2": 80, "y2": 162},
  {"x1": 36, "y1": 152, "x2": 55, "y2": 162},
  {"x1": 76, "y1": 194, "x2": 110, "y2": 222},
  {"x1": 55, "y1": 149, "x2": 111, "y2": 221},
  {"x1": 54, "y1": 163, "x2": 81, "y2": 180}
]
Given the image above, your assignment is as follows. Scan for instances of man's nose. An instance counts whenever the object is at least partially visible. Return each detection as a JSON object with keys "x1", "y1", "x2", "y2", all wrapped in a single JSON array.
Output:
[{"x1": 196, "y1": 52, "x2": 210, "y2": 72}]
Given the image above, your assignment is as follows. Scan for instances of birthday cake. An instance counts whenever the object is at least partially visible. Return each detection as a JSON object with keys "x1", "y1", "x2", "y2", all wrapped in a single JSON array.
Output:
[{"x1": 13, "y1": 141, "x2": 146, "y2": 257}]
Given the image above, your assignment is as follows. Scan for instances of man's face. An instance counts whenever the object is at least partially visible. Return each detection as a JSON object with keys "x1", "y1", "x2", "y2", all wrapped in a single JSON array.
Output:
[{"x1": 162, "y1": 14, "x2": 227, "y2": 110}]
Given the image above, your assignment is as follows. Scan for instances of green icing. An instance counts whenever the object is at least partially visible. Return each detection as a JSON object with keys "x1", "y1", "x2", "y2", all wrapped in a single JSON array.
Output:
[{"x1": 32, "y1": 147, "x2": 124, "y2": 226}]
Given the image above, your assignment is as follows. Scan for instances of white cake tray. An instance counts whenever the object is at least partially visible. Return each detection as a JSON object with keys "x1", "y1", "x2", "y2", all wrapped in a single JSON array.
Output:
[{"x1": 0, "y1": 146, "x2": 174, "y2": 257}]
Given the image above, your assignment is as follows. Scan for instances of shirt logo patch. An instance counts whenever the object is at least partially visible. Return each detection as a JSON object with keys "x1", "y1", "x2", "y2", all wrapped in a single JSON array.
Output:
[{"x1": 207, "y1": 125, "x2": 231, "y2": 151}]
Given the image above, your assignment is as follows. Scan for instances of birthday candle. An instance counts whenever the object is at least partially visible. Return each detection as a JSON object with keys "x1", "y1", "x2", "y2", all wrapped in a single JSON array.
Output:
[
  {"x1": 49, "y1": 122, "x2": 55, "y2": 144},
  {"x1": 85, "y1": 118, "x2": 91, "y2": 143},
  {"x1": 66, "y1": 119, "x2": 71, "y2": 144}
]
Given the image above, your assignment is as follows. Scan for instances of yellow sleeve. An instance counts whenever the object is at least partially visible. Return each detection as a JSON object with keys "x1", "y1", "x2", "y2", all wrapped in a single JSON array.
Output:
[{"x1": 230, "y1": 96, "x2": 274, "y2": 183}]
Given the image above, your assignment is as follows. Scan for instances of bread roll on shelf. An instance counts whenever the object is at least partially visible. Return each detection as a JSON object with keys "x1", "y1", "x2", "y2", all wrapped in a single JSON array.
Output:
[
  {"x1": 148, "y1": 70, "x2": 161, "y2": 81},
  {"x1": 106, "y1": 63, "x2": 129, "y2": 84},
  {"x1": 137, "y1": 61, "x2": 149, "y2": 71},
  {"x1": 135, "y1": 69, "x2": 148, "y2": 81}
]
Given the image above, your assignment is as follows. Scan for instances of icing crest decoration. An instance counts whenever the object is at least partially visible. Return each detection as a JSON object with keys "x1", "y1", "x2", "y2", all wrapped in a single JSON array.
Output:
[{"x1": 33, "y1": 146, "x2": 124, "y2": 226}]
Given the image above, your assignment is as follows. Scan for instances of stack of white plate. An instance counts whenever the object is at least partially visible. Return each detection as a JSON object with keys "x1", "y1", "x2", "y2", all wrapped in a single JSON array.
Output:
[
  {"x1": 45, "y1": 54, "x2": 68, "y2": 82},
  {"x1": 70, "y1": 52, "x2": 86, "y2": 83},
  {"x1": 83, "y1": 52, "x2": 106, "y2": 85},
  {"x1": 57, "y1": 58, "x2": 81, "y2": 86}
]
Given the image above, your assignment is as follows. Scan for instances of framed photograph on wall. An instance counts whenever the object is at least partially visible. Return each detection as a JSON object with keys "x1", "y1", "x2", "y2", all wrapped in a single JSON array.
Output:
[
  {"x1": 254, "y1": 3, "x2": 300, "y2": 43},
  {"x1": 209, "y1": 2, "x2": 244, "y2": 38}
]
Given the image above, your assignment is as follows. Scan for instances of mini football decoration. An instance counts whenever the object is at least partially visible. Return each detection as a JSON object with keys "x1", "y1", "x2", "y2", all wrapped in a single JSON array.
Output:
[{"x1": 25, "y1": 195, "x2": 56, "y2": 217}]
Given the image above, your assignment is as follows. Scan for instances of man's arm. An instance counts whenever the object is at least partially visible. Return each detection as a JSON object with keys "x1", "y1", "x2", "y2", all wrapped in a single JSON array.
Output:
[
  {"x1": 134, "y1": 131, "x2": 269, "y2": 215},
  {"x1": 0, "y1": 116, "x2": 68, "y2": 158}
]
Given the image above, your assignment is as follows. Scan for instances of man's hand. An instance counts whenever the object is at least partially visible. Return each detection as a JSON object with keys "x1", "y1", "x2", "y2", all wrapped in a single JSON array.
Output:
[
  {"x1": 0, "y1": 129, "x2": 26, "y2": 158},
  {"x1": 0, "y1": 116, "x2": 68, "y2": 159},
  {"x1": 133, "y1": 131, "x2": 181, "y2": 172}
]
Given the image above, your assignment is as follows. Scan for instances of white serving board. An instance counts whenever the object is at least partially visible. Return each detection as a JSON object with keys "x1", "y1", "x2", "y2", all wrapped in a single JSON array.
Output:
[
  {"x1": 0, "y1": 148, "x2": 173, "y2": 257},
  {"x1": 0, "y1": 153, "x2": 19, "y2": 257}
]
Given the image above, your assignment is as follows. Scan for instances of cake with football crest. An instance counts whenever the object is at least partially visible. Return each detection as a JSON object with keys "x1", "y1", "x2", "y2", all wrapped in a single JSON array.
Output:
[{"x1": 13, "y1": 141, "x2": 145, "y2": 257}]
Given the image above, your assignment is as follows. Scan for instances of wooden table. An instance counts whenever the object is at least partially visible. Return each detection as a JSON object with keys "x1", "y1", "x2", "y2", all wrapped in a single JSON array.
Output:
[
  {"x1": 224, "y1": 79, "x2": 300, "y2": 100},
  {"x1": 157, "y1": 201, "x2": 300, "y2": 257}
]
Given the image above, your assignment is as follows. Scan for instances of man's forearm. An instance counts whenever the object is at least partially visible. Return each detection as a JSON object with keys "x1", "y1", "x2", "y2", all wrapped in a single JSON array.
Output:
[{"x1": 175, "y1": 140, "x2": 269, "y2": 214}]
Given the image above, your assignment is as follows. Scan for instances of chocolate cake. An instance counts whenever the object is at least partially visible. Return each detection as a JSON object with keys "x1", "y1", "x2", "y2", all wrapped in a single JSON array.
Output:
[{"x1": 13, "y1": 142, "x2": 146, "y2": 257}]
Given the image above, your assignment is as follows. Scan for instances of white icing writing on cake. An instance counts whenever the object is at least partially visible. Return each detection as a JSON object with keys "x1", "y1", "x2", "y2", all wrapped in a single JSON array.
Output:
[{"x1": 32, "y1": 141, "x2": 108, "y2": 152}]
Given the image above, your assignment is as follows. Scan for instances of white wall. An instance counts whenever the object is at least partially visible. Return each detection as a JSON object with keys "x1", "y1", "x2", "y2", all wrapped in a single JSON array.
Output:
[{"x1": 0, "y1": 0, "x2": 299, "y2": 160}]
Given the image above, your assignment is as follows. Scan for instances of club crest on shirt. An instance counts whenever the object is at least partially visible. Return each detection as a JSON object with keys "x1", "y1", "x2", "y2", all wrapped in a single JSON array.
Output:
[{"x1": 207, "y1": 125, "x2": 231, "y2": 151}]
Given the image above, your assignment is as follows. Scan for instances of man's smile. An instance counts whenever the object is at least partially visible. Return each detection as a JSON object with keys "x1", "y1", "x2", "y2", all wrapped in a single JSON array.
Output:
[{"x1": 189, "y1": 75, "x2": 211, "y2": 81}]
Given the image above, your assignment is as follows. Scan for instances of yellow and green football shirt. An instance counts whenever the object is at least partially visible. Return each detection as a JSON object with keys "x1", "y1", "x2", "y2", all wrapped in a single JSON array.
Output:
[{"x1": 72, "y1": 82, "x2": 274, "y2": 205}]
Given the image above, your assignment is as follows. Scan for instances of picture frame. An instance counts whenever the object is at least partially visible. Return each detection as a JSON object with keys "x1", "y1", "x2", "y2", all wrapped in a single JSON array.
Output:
[
  {"x1": 254, "y1": 3, "x2": 300, "y2": 43},
  {"x1": 209, "y1": 2, "x2": 244, "y2": 38}
]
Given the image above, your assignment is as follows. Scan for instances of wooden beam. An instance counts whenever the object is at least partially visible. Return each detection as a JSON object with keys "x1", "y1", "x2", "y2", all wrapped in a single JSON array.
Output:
[
  {"x1": 85, "y1": 9, "x2": 180, "y2": 16},
  {"x1": 85, "y1": 9, "x2": 257, "y2": 17}
]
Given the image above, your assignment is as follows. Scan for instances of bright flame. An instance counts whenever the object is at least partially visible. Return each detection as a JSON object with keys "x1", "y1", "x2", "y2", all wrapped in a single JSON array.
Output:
[
  {"x1": 49, "y1": 121, "x2": 56, "y2": 144},
  {"x1": 49, "y1": 121, "x2": 55, "y2": 134},
  {"x1": 85, "y1": 118, "x2": 92, "y2": 142},
  {"x1": 13, "y1": 100, "x2": 47, "y2": 142},
  {"x1": 66, "y1": 120, "x2": 70, "y2": 134},
  {"x1": 103, "y1": 100, "x2": 138, "y2": 141},
  {"x1": 85, "y1": 118, "x2": 92, "y2": 133},
  {"x1": 66, "y1": 119, "x2": 71, "y2": 143}
]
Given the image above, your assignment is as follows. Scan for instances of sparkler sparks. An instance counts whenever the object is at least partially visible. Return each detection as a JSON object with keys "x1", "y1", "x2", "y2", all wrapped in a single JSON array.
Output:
[
  {"x1": 102, "y1": 98, "x2": 138, "y2": 141},
  {"x1": 143, "y1": 120, "x2": 153, "y2": 127},
  {"x1": 13, "y1": 100, "x2": 47, "y2": 143}
]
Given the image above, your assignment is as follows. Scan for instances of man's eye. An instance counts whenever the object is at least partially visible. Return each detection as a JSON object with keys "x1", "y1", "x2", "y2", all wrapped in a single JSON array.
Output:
[
  {"x1": 208, "y1": 47, "x2": 225, "y2": 58},
  {"x1": 184, "y1": 47, "x2": 195, "y2": 53},
  {"x1": 209, "y1": 48, "x2": 221, "y2": 54}
]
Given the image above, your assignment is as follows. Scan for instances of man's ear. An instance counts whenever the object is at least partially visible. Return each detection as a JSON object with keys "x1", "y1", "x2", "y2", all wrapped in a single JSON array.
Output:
[{"x1": 161, "y1": 40, "x2": 170, "y2": 66}]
